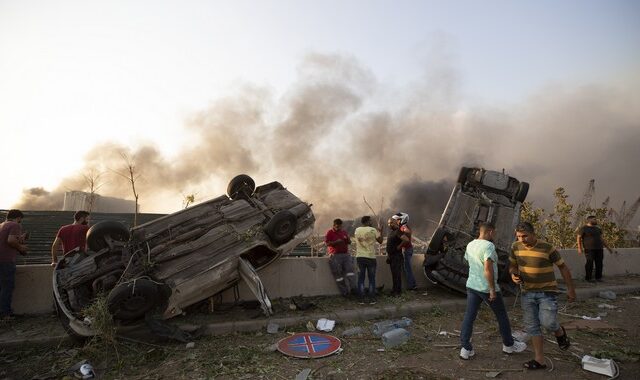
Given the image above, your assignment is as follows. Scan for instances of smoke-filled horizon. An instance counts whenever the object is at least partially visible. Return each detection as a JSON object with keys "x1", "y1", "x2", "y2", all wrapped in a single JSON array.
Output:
[{"x1": 13, "y1": 53, "x2": 640, "y2": 235}]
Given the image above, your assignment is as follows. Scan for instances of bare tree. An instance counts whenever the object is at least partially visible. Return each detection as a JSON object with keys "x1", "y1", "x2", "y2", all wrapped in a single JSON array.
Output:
[
  {"x1": 83, "y1": 169, "x2": 104, "y2": 213},
  {"x1": 113, "y1": 153, "x2": 141, "y2": 226}
]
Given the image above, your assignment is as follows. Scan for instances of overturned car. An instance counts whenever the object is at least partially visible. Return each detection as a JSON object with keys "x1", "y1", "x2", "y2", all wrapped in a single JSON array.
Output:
[
  {"x1": 53, "y1": 175, "x2": 315, "y2": 338},
  {"x1": 423, "y1": 167, "x2": 529, "y2": 294}
]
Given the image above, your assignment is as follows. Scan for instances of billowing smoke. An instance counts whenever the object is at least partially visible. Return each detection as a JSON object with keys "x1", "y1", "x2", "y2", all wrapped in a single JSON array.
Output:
[{"x1": 14, "y1": 53, "x2": 640, "y2": 235}]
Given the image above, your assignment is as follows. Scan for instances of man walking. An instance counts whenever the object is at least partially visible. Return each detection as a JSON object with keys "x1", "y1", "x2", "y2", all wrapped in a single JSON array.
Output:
[
  {"x1": 51, "y1": 210, "x2": 90, "y2": 267},
  {"x1": 354, "y1": 216, "x2": 383, "y2": 304},
  {"x1": 577, "y1": 215, "x2": 615, "y2": 283},
  {"x1": 510, "y1": 222, "x2": 576, "y2": 370},
  {"x1": 386, "y1": 217, "x2": 404, "y2": 296},
  {"x1": 0, "y1": 210, "x2": 28, "y2": 321},
  {"x1": 459, "y1": 222, "x2": 526, "y2": 360},
  {"x1": 325, "y1": 219, "x2": 355, "y2": 297}
]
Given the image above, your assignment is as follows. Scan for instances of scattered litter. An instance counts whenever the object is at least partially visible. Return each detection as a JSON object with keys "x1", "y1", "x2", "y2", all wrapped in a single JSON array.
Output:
[
  {"x1": 512, "y1": 330, "x2": 529, "y2": 342},
  {"x1": 485, "y1": 371, "x2": 502, "y2": 378},
  {"x1": 581, "y1": 315, "x2": 602, "y2": 321},
  {"x1": 372, "y1": 317, "x2": 412, "y2": 336},
  {"x1": 381, "y1": 328, "x2": 410, "y2": 348},
  {"x1": 306, "y1": 321, "x2": 315, "y2": 331},
  {"x1": 185, "y1": 342, "x2": 195, "y2": 349},
  {"x1": 292, "y1": 298, "x2": 316, "y2": 311},
  {"x1": 376, "y1": 348, "x2": 385, "y2": 352},
  {"x1": 295, "y1": 368, "x2": 312, "y2": 380},
  {"x1": 67, "y1": 360, "x2": 96, "y2": 380},
  {"x1": 438, "y1": 330, "x2": 459, "y2": 337},
  {"x1": 267, "y1": 322, "x2": 279, "y2": 334},
  {"x1": 264, "y1": 343, "x2": 278, "y2": 352},
  {"x1": 598, "y1": 312, "x2": 608, "y2": 318},
  {"x1": 422, "y1": 292, "x2": 429, "y2": 296},
  {"x1": 598, "y1": 303, "x2": 617, "y2": 309},
  {"x1": 598, "y1": 291, "x2": 617, "y2": 300},
  {"x1": 581, "y1": 355, "x2": 616, "y2": 377},
  {"x1": 316, "y1": 318, "x2": 335, "y2": 332},
  {"x1": 341, "y1": 327, "x2": 364, "y2": 337},
  {"x1": 630, "y1": 296, "x2": 640, "y2": 300}
]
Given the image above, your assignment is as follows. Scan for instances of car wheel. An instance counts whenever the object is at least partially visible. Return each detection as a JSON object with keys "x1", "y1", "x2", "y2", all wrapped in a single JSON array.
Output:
[
  {"x1": 457, "y1": 167, "x2": 472, "y2": 184},
  {"x1": 427, "y1": 228, "x2": 447, "y2": 254},
  {"x1": 227, "y1": 174, "x2": 256, "y2": 200},
  {"x1": 264, "y1": 210, "x2": 297, "y2": 245},
  {"x1": 107, "y1": 279, "x2": 160, "y2": 321},
  {"x1": 514, "y1": 182, "x2": 529, "y2": 203},
  {"x1": 87, "y1": 221, "x2": 131, "y2": 252}
]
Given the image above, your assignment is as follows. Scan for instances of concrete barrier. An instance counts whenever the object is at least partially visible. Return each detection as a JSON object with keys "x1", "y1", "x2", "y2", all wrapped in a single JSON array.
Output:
[{"x1": 12, "y1": 248, "x2": 640, "y2": 315}]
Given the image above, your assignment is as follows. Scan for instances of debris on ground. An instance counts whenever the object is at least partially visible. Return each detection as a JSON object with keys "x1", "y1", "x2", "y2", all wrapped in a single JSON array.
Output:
[
  {"x1": 599, "y1": 290, "x2": 617, "y2": 300},
  {"x1": 295, "y1": 368, "x2": 312, "y2": 380},
  {"x1": 316, "y1": 318, "x2": 335, "y2": 332},
  {"x1": 581, "y1": 355, "x2": 617, "y2": 377},
  {"x1": 185, "y1": 342, "x2": 195, "y2": 349},
  {"x1": 381, "y1": 327, "x2": 410, "y2": 348},
  {"x1": 372, "y1": 317, "x2": 412, "y2": 336},
  {"x1": 563, "y1": 319, "x2": 618, "y2": 330},
  {"x1": 267, "y1": 322, "x2": 279, "y2": 334},
  {"x1": 598, "y1": 303, "x2": 618, "y2": 309},
  {"x1": 341, "y1": 326, "x2": 364, "y2": 337}
]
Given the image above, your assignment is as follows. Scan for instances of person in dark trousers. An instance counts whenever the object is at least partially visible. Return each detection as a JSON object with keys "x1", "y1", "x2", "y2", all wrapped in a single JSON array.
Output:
[
  {"x1": 354, "y1": 216, "x2": 383, "y2": 304},
  {"x1": 0, "y1": 210, "x2": 28, "y2": 321},
  {"x1": 385, "y1": 217, "x2": 404, "y2": 296},
  {"x1": 459, "y1": 222, "x2": 526, "y2": 359},
  {"x1": 325, "y1": 218, "x2": 355, "y2": 297},
  {"x1": 51, "y1": 210, "x2": 91, "y2": 267},
  {"x1": 576, "y1": 215, "x2": 615, "y2": 283}
]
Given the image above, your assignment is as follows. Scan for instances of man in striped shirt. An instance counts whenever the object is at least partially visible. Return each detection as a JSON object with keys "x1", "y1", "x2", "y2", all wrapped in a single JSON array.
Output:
[{"x1": 509, "y1": 222, "x2": 576, "y2": 370}]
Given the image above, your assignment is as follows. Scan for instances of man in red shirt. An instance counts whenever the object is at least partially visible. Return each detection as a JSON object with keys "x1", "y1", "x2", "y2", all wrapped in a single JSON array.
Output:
[
  {"x1": 51, "y1": 210, "x2": 90, "y2": 266},
  {"x1": 325, "y1": 218, "x2": 355, "y2": 297},
  {"x1": 0, "y1": 209, "x2": 28, "y2": 320}
]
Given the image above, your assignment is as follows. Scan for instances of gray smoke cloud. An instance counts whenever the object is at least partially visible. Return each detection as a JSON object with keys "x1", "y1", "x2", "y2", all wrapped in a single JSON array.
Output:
[{"x1": 14, "y1": 53, "x2": 640, "y2": 235}]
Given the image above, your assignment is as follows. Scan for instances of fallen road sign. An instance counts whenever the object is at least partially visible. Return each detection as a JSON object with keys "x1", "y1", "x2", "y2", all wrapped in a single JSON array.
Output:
[{"x1": 277, "y1": 332, "x2": 341, "y2": 358}]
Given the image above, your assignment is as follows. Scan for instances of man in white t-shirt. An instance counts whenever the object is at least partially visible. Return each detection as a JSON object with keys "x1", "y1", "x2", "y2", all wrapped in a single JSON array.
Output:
[{"x1": 354, "y1": 216, "x2": 383, "y2": 304}]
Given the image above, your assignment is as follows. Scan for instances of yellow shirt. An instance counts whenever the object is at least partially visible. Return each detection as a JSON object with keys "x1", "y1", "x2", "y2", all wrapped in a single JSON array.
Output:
[{"x1": 355, "y1": 226, "x2": 380, "y2": 259}]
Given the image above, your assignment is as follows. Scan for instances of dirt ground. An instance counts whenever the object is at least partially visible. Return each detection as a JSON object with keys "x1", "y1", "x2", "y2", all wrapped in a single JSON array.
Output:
[{"x1": 1, "y1": 285, "x2": 639, "y2": 380}]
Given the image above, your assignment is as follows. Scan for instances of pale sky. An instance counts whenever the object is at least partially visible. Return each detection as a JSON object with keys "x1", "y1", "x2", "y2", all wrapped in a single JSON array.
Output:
[{"x1": 1, "y1": 0, "x2": 639, "y2": 211}]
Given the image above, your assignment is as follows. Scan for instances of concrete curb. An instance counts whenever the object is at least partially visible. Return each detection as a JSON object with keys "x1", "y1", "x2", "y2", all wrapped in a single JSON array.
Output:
[{"x1": 3, "y1": 284, "x2": 638, "y2": 348}]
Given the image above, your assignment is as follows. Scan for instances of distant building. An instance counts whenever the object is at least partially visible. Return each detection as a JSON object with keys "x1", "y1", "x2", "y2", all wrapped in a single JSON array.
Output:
[{"x1": 62, "y1": 191, "x2": 137, "y2": 213}]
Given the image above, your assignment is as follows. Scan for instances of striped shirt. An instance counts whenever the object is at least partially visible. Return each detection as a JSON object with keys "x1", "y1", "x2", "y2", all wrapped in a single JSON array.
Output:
[{"x1": 510, "y1": 240, "x2": 564, "y2": 292}]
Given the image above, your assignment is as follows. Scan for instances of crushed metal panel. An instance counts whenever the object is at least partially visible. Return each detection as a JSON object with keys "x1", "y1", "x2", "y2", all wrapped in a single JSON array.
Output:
[{"x1": 238, "y1": 257, "x2": 273, "y2": 316}]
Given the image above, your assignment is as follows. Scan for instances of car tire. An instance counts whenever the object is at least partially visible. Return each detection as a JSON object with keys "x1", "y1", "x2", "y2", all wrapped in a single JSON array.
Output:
[
  {"x1": 264, "y1": 210, "x2": 297, "y2": 245},
  {"x1": 427, "y1": 228, "x2": 447, "y2": 254},
  {"x1": 227, "y1": 174, "x2": 256, "y2": 200},
  {"x1": 457, "y1": 167, "x2": 472, "y2": 184},
  {"x1": 514, "y1": 182, "x2": 529, "y2": 203},
  {"x1": 87, "y1": 221, "x2": 130, "y2": 252},
  {"x1": 107, "y1": 279, "x2": 160, "y2": 321}
]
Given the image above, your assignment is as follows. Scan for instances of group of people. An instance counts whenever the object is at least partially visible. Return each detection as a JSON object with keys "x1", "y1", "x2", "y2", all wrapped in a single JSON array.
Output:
[
  {"x1": 324, "y1": 212, "x2": 417, "y2": 304},
  {"x1": 0, "y1": 209, "x2": 90, "y2": 321},
  {"x1": 325, "y1": 215, "x2": 594, "y2": 370}
]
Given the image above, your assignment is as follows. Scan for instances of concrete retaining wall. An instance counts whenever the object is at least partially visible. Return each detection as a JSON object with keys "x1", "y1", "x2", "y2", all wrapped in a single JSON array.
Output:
[{"x1": 12, "y1": 248, "x2": 640, "y2": 315}]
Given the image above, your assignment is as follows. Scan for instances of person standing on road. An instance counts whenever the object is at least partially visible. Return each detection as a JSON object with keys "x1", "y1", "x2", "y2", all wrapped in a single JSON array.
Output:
[
  {"x1": 510, "y1": 222, "x2": 576, "y2": 370},
  {"x1": 0, "y1": 210, "x2": 29, "y2": 321},
  {"x1": 51, "y1": 210, "x2": 91, "y2": 267},
  {"x1": 385, "y1": 217, "x2": 404, "y2": 296},
  {"x1": 393, "y1": 212, "x2": 416, "y2": 290},
  {"x1": 325, "y1": 218, "x2": 355, "y2": 297},
  {"x1": 459, "y1": 222, "x2": 527, "y2": 360},
  {"x1": 354, "y1": 216, "x2": 383, "y2": 304},
  {"x1": 576, "y1": 215, "x2": 615, "y2": 283}
]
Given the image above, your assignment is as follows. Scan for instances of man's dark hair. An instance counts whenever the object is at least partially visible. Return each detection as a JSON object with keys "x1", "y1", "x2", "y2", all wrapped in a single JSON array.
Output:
[
  {"x1": 479, "y1": 222, "x2": 495, "y2": 231},
  {"x1": 6, "y1": 209, "x2": 24, "y2": 220},
  {"x1": 361, "y1": 215, "x2": 371, "y2": 224},
  {"x1": 516, "y1": 221, "x2": 535, "y2": 234},
  {"x1": 74, "y1": 210, "x2": 90, "y2": 221},
  {"x1": 333, "y1": 218, "x2": 343, "y2": 225}
]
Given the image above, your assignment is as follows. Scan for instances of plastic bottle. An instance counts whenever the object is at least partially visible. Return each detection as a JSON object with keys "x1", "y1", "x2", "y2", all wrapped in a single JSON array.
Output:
[
  {"x1": 372, "y1": 317, "x2": 412, "y2": 336},
  {"x1": 381, "y1": 328, "x2": 410, "y2": 348}
]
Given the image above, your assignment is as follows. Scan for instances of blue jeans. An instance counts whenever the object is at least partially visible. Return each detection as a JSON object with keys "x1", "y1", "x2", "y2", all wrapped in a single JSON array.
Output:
[
  {"x1": 403, "y1": 247, "x2": 416, "y2": 289},
  {"x1": 0, "y1": 262, "x2": 17, "y2": 316},
  {"x1": 521, "y1": 291, "x2": 560, "y2": 336},
  {"x1": 356, "y1": 257, "x2": 377, "y2": 297},
  {"x1": 460, "y1": 287, "x2": 515, "y2": 351}
]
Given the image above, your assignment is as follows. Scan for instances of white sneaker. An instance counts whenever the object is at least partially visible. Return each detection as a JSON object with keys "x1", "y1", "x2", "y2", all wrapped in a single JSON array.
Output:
[
  {"x1": 460, "y1": 347, "x2": 475, "y2": 360},
  {"x1": 503, "y1": 340, "x2": 527, "y2": 354}
]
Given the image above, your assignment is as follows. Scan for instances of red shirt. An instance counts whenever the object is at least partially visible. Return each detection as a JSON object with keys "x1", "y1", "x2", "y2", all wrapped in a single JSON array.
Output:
[
  {"x1": 325, "y1": 228, "x2": 350, "y2": 255},
  {"x1": 56, "y1": 224, "x2": 89, "y2": 253},
  {"x1": 0, "y1": 221, "x2": 22, "y2": 263},
  {"x1": 400, "y1": 225, "x2": 413, "y2": 249}
]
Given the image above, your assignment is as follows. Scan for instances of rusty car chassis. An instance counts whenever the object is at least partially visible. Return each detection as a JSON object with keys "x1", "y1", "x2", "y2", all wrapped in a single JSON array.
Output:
[{"x1": 53, "y1": 175, "x2": 315, "y2": 339}]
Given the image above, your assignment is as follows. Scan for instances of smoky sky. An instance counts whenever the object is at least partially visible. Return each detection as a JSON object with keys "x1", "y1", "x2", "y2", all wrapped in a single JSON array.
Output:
[{"x1": 13, "y1": 53, "x2": 640, "y2": 235}]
